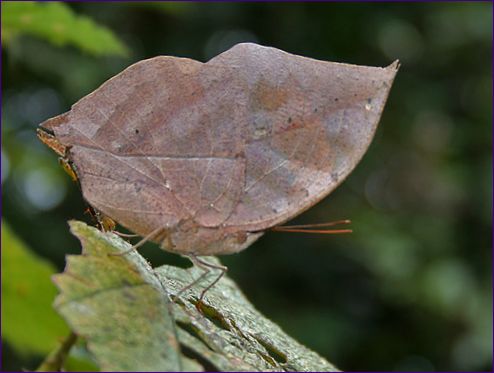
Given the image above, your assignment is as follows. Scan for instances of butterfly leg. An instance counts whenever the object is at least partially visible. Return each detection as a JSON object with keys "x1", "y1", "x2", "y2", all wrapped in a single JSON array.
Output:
[
  {"x1": 112, "y1": 231, "x2": 139, "y2": 238},
  {"x1": 174, "y1": 255, "x2": 228, "y2": 306},
  {"x1": 193, "y1": 256, "x2": 228, "y2": 303},
  {"x1": 108, "y1": 226, "x2": 166, "y2": 256}
]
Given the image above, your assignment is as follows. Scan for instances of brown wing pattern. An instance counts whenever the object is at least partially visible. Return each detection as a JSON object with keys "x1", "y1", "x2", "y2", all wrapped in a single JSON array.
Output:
[
  {"x1": 208, "y1": 44, "x2": 398, "y2": 230},
  {"x1": 39, "y1": 43, "x2": 397, "y2": 254}
]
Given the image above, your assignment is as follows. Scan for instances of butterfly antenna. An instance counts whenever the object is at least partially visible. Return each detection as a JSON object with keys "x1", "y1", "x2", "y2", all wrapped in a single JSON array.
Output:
[{"x1": 272, "y1": 219, "x2": 352, "y2": 234}]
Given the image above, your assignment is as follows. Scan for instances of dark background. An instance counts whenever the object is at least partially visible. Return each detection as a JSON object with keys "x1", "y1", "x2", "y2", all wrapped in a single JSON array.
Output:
[{"x1": 2, "y1": 2, "x2": 492, "y2": 371}]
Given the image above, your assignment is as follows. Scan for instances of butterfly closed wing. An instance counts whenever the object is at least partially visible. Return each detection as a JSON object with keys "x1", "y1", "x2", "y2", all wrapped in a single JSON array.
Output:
[{"x1": 38, "y1": 43, "x2": 398, "y2": 256}]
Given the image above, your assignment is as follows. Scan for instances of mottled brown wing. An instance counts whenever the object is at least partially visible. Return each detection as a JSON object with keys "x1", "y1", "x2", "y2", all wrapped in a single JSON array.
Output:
[
  {"x1": 40, "y1": 54, "x2": 256, "y2": 245},
  {"x1": 207, "y1": 43, "x2": 398, "y2": 231},
  {"x1": 39, "y1": 43, "x2": 397, "y2": 254}
]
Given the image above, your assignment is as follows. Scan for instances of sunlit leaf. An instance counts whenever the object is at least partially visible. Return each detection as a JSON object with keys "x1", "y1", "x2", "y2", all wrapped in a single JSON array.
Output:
[{"x1": 1, "y1": 2, "x2": 128, "y2": 57}]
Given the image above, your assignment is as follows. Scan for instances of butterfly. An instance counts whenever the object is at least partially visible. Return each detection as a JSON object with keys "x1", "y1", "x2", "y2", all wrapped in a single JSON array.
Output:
[{"x1": 39, "y1": 43, "x2": 398, "y2": 300}]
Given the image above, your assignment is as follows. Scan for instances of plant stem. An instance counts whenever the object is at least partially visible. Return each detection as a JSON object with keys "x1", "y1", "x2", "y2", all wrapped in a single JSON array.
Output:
[{"x1": 36, "y1": 331, "x2": 78, "y2": 372}]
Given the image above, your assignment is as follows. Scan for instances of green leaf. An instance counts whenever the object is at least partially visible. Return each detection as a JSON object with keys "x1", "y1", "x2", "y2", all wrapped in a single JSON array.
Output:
[
  {"x1": 54, "y1": 221, "x2": 338, "y2": 372},
  {"x1": 1, "y1": 222, "x2": 69, "y2": 355},
  {"x1": 1, "y1": 2, "x2": 128, "y2": 57},
  {"x1": 53, "y1": 221, "x2": 182, "y2": 371}
]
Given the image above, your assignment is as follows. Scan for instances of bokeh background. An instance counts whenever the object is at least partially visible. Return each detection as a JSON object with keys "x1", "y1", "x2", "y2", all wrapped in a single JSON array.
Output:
[{"x1": 2, "y1": 2, "x2": 492, "y2": 371}]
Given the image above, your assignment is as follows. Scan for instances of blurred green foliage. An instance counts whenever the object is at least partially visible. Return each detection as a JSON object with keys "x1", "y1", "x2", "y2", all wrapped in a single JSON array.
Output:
[
  {"x1": 1, "y1": 2, "x2": 128, "y2": 57},
  {"x1": 1, "y1": 223, "x2": 68, "y2": 356},
  {"x1": 1, "y1": 2, "x2": 492, "y2": 371}
]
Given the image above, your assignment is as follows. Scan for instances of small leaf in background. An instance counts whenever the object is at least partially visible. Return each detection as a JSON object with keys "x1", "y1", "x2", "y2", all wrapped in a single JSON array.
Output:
[
  {"x1": 1, "y1": 222, "x2": 69, "y2": 356},
  {"x1": 1, "y1": 2, "x2": 128, "y2": 57},
  {"x1": 53, "y1": 221, "x2": 182, "y2": 372}
]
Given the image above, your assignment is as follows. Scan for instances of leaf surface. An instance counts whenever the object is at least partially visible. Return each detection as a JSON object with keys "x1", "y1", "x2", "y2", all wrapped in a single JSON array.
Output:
[
  {"x1": 53, "y1": 221, "x2": 182, "y2": 371},
  {"x1": 54, "y1": 221, "x2": 338, "y2": 371}
]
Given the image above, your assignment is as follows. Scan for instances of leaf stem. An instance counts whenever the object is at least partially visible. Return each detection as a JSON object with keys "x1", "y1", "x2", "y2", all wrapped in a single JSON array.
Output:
[{"x1": 36, "y1": 331, "x2": 78, "y2": 372}]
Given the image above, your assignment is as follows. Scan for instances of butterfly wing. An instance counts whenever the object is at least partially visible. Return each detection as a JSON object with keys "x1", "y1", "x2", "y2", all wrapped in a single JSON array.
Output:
[
  {"x1": 39, "y1": 43, "x2": 398, "y2": 254},
  {"x1": 207, "y1": 43, "x2": 399, "y2": 231}
]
